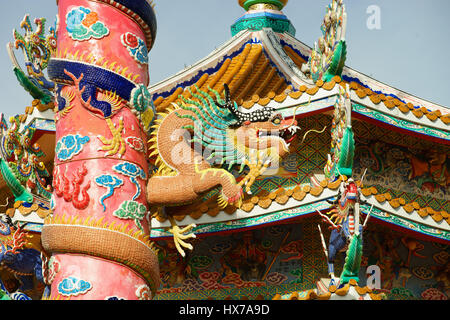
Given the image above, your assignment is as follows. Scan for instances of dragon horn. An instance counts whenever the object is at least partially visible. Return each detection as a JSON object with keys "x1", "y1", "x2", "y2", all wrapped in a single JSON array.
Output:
[
  {"x1": 214, "y1": 84, "x2": 232, "y2": 109},
  {"x1": 223, "y1": 83, "x2": 231, "y2": 102}
]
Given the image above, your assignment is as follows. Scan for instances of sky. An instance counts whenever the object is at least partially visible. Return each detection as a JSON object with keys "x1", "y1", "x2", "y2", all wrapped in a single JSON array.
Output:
[{"x1": 0, "y1": 0, "x2": 448, "y2": 119}]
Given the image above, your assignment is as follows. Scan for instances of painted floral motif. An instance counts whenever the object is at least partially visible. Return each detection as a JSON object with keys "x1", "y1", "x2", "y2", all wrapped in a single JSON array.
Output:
[
  {"x1": 421, "y1": 288, "x2": 447, "y2": 300},
  {"x1": 121, "y1": 32, "x2": 148, "y2": 65},
  {"x1": 221, "y1": 272, "x2": 265, "y2": 288},
  {"x1": 265, "y1": 272, "x2": 288, "y2": 285},
  {"x1": 125, "y1": 136, "x2": 145, "y2": 153},
  {"x1": 113, "y1": 200, "x2": 147, "y2": 231},
  {"x1": 433, "y1": 251, "x2": 448, "y2": 265},
  {"x1": 135, "y1": 284, "x2": 151, "y2": 300},
  {"x1": 412, "y1": 266, "x2": 434, "y2": 280},
  {"x1": 209, "y1": 242, "x2": 233, "y2": 254},
  {"x1": 179, "y1": 279, "x2": 203, "y2": 292},
  {"x1": 42, "y1": 255, "x2": 60, "y2": 286},
  {"x1": 188, "y1": 256, "x2": 213, "y2": 275},
  {"x1": 55, "y1": 134, "x2": 90, "y2": 161},
  {"x1": 0, "y1": 219, "x2": 11, "y2": 236},
  {"x1": 66, "y1": 7, "x2": 109, "y2": 41},
  {"x1": 289, "y1": 268, "x2": 303, "y2": 284},
  {"x1": 198, "y1": 272, "x2": 227, "y2": 290},
  {"x1": 95, "y1": 174, "x2": 124, "y2": 211},
  {"x1": 58, "y1": 276, "x2": 92, "y2": 296},
  {"x1": 280, "y1": 240, "x2": 303, "y2": 262}
]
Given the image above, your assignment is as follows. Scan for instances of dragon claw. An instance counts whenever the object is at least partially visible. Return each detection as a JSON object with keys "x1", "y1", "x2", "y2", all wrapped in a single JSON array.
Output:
[{"x1": 168, "y1": 217, "x2": 196, "y2": 257}]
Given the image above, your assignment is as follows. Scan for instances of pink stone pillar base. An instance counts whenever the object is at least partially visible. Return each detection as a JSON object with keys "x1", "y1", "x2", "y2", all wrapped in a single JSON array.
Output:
[{"x1": 47, "y1": 254, "x2": 152, "y2": 300}]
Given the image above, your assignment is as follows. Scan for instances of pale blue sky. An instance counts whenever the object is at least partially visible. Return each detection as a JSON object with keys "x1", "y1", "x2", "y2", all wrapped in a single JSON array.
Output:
[{"x1": 0, "y1": 0, "x2": 448, "y2": 119}]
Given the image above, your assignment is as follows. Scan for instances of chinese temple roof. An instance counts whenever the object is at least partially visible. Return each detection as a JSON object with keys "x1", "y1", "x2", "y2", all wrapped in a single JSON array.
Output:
[
  {"x1": 148, "y1": 1, "x2": 449, "y2": 243},
  {"x1": 150, "y1": 18, "x2": 449, "y2": 144},
  {"x1": 0, "y1": 1, "x2": 448, "y2": 244}
]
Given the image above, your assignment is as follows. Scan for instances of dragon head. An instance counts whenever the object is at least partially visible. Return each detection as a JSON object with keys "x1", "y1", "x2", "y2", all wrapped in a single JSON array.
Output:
[
  {"x1": 179, "y1": 84, "x2": 299, "y2": 193},
  {"x1": 214, "y1": 84, "x2": 298, "y2": 166}
]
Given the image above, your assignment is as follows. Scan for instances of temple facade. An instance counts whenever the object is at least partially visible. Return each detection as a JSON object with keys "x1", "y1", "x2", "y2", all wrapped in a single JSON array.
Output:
[{"x1": 0, "y1": 0, "x2": 448, "y2": 301}]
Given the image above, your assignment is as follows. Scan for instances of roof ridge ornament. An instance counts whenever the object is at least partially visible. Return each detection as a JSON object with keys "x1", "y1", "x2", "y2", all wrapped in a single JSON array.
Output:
[
  {"x1": 238, "y1": 0, "x2": 288, "y2": 11},
  {"x1": 7, "y1": 15, "x2": 57, "y2": 105},
  {"x1": 306, "y1": 0, "x2": 348, "y2": 84},
  {"x1": 232, "y1": 0, "x2": 295, "y2": 36}
]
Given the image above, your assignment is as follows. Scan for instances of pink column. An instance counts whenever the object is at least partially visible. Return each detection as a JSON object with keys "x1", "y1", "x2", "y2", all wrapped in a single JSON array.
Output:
[{"x1": 41, "y1": 0, "x2": 159, "y2": 300}]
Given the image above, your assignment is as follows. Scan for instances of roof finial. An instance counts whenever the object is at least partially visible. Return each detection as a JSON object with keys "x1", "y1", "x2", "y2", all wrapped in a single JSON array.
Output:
[
  {"x1": 232, "y1": 0, "x2": 294, "y2": 36},
  {"x1": 238, "y1": 0, "x2": 288, "y2": 11}
]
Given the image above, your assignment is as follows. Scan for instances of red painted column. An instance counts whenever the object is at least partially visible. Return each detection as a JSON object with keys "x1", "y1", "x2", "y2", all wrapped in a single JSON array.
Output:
[{"x1": 41, "y1": 0, "x2": 159, "y2": 300}]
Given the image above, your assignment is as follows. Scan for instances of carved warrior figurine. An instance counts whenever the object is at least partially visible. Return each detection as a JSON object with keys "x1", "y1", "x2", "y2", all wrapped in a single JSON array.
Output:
[
  {"x1": 41, "y1": 0, "x2": 159, "y2": 300},
  {"x1": 147, "y1": 84, "x2": 299, "y2": 256},
  {"x1": 317, "y1": 169, "x2": 374, "y2": 289}
]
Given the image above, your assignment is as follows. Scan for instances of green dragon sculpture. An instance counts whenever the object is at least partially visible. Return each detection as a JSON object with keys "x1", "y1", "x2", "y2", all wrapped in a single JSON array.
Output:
[
  {"x1": 8, "y1": 15, "x2": 57, "y2": 105},
  {"x1": 147, "y1": 84, "x2": 299, "y2": 256},
  {"x1": 0, "y1": 116, "x2": 51, "y2": 203},
  {"x1": 307, "y1": 0, "x2": 347, "y2": 84},
  {"x1": 324, "y1": 85, "x2": 355, "y2": 180}
]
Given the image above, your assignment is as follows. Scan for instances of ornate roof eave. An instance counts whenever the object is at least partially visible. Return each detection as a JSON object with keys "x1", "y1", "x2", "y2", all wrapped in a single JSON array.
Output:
[
  {"x1": 239, "y1": 83, "x2": 339, "y2": 118},
  {"x1": 350, "y1": 93, "x2": 450, "y2": 145},
  {"x1": 150, "y1": 177, "x2": 450, "y2": 243},
  {"x1": 343, "y1": 65, "x2": 449, "y2": 116},
  {"x1": 5, "y1": 197, "x2": 50, "y2": 232},
  {"x1": 18, "y1": 104, "x2": 55, "y2": 133},
  {"x1": 361, "y1": 197, "x2": 450, "y2": 243},
  {"x1": 150, "y1": 190, "x2": 338, "y2": 238}
]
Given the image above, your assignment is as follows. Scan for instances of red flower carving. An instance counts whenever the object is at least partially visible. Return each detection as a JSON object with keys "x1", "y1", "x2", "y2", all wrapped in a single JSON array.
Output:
[
  {"x1": 122, "y1": 32, "x2": 139, "y2": 49},
  {"x1": 126, "y1": 136, "x2": 145, "y2": 152},
  {"x1": 421, "y1": 288, "x2": 447, "y2": 300}
]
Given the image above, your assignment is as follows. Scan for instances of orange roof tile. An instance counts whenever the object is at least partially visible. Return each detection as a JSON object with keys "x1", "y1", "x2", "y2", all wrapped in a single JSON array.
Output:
[
  {"x1": 154, "y1": 43, "x2": 292, "y2": 112},
  {"x1": 347, "y1": 81, "x2": 450, "y2": 125},
  {"x1": 154, "y1": 175, "x2": 449, "y2": 227},
  {"x1": 6, "y1": 200, "x2": 52, "y2": 219},
  {"x1": 272, "y1": 279, "x2": 384, "y2": 300}
]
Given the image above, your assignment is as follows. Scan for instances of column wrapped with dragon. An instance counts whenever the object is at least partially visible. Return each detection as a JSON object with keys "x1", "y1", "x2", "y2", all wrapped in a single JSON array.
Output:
[
  {"x1": 147, "y1": 84, "x2": 299, "y2": 256},
  {"x1": 41, "y1": 0, "x2": 159, "y2": 300}
]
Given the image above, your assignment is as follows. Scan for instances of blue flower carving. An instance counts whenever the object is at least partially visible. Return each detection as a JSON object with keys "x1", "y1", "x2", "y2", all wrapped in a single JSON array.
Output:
[
  {"x1": 56, "y1": 134, "x2": 90, "y2": 161},
  {"x1": 121, "y1": 32, "x2": 148, "y2": 65},
  {"x1": 58, "y1": 276, "x2": 92, "y2": 296}
]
